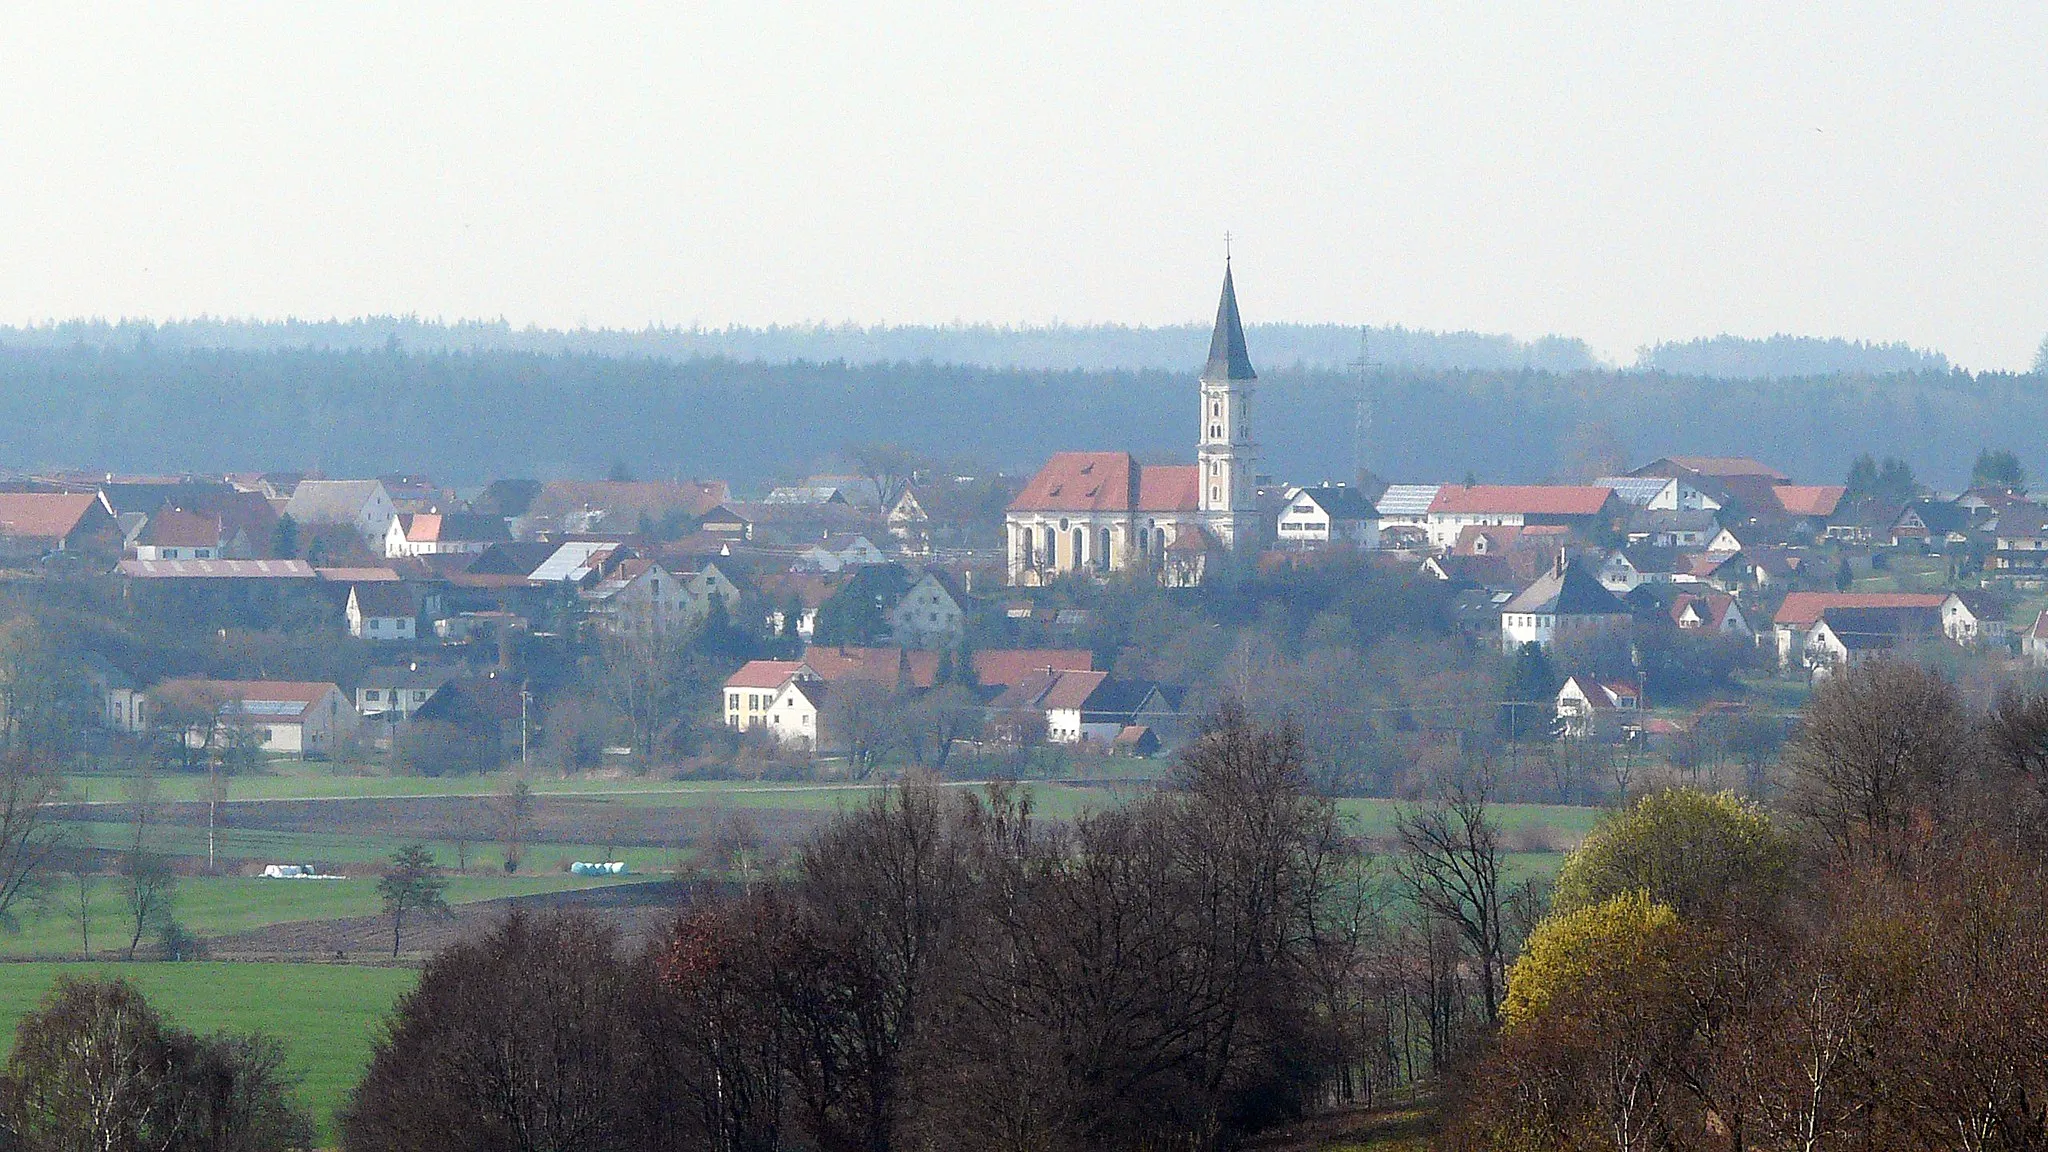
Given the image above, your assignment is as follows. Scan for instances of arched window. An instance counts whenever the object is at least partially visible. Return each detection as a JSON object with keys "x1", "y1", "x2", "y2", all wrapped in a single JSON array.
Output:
[
  {"x1": 1072, "y1": 527, "x2": 1086, "y2": 569},
  {"x1": 1019, "y1": 524, "x2": 1035, "y2": 567},
  {"x1": 1154, "y1": 527, "x2": 1167, "y2": 555},
  {"x1": 1098, "y1": 527, "x2": 1112, "y2": 571}
]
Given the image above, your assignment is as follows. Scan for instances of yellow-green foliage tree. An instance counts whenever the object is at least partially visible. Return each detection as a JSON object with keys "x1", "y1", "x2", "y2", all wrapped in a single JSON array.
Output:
[
  {"x1": 1552, "y1": 787, "x2": 1791, "y2": 921},
  {"x1": 1502, "y1": 891, "x2": 1682, "y2": 1031}
]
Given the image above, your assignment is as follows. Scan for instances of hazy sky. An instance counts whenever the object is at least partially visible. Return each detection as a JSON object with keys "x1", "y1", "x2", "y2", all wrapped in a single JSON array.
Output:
[{"x1": 2, "y1": 4, "x2": 2044, "y2": 367}]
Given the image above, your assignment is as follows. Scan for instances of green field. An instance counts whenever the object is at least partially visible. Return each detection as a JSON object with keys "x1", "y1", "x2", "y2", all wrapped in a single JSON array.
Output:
[
  {"x1": 0, "y1": 962, "x2": 415, "y2": 1142},
  {"x1": 0, "y1": 873, "x2": 629, "y2": 959}
]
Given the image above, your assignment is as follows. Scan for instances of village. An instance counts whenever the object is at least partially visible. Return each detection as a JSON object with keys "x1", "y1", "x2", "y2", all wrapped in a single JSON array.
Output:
[{"x1": 0, "y1": 267, "x2": 2038, "y2": 792}]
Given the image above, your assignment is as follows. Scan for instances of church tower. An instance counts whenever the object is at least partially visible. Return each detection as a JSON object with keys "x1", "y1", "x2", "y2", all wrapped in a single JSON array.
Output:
[{"x1": 1197, "y1": 260, "x2": 1259, "y2": 552}]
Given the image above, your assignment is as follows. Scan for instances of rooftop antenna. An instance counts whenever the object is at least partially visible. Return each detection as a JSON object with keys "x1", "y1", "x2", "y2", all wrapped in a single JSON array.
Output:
[{"x1": 1348, "y1": 326, "x2": 1378, "y2": 480}]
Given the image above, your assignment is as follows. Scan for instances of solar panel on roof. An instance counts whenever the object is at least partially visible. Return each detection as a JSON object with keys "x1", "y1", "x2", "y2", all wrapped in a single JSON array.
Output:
[{"x1": 239, "y1": 700, "x2": 306, "y2": 716}]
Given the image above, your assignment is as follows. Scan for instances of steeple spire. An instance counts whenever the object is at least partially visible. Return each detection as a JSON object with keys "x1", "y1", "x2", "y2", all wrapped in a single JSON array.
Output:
[{"x1": 1202, "y1": 262, "x2": 1257, "y2": 382}]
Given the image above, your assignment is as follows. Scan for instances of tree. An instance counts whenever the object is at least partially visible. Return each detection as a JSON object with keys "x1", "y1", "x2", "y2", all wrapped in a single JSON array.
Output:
[
  {"x1": 1783, "y1": 659, "x2": 1976, "y2": 873},
  {"x1": 0, "y1": 976, "x2": 314, "y2": 1151},
  {"x1": 339, "y1": 911, "x2": 671, "y2": 1152},
  {"x1": 496, "y1": 777, "x2": 534, "y2": 872},
  {"x1": 1397, "y1": 778, "x2": 1510, "y2": 1025},
  {"x1": 269, "y1": 512, "x2": 299, "y2": 559},
  {"x1": 1501, "y1": 891, "x2": 1683, "y2": 1031},
  {"x1": 67, "y1": 867, "x2": 93, "y2": 959},
  {"x1": 821, "y1": 679, "x2": 902, "y2": 779},
  {"x1": 1834, "y1": 554, "x2": 1854, "y2": 591},
  {"x1": 1972, "y1": 446, "x2": 2028, "y2": 493},
  {"x1": 2036, "y1": 333, "x2": 2048, "y2": 375},
  {"x1": 1845, "y1": 452, "x2": 1879, "y2": 497},
  {"x1": 121, "y1": 850, "x2": 177, "y2": 961},
  {"x1": 377, "y1": 844, "x2": 449, "y2": 958},
  {"x1": 1551, "y1": 787, "x2": 1793, "y2": 921},
  {"x1": 0, "y1": 753, "x2": 65, "y2": 934},
  {"x1": 851, "y1": 441, "x2": 921, "y2": 511}
]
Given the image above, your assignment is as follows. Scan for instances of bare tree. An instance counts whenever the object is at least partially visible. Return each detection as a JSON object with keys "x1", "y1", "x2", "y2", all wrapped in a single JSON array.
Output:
[
  {"x1": 121, "y1": 850, "x2": 176, "y2": 961},
  {"x1": 496, "y1": 776, "x2": 534, "y2": 872},
  {"x1": 0, "y1": 752, "x2": 65, "y2": 932},
  {"x1": 1396, "y1": 775, "x2": 1509, "y2": 1026},
  {"x1": 378, "y1": 844, "x2": 449, "y2": 957},
  {"x1": 67, "y1": 867, "x2": 93, "y2": 959}
]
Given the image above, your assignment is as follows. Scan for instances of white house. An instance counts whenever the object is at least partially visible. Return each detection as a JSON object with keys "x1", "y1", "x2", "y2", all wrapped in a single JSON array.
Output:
[
  {"x1": 346, "y1": 583, "x2": 417, "y2": 641},
  {"x1": 1275, "y1": 485, "x2": 1379, "y2": 549},
  {"x1": 2026, "y1": 611, "x2": 2048, "y2": 667},
  {"x1": 723, "y1": 660, "x2": 813, "y2": 732},
  {"x1": 384, "y1": 512, "x2": 510, "y2": 558},
  {"x1": 887, "y1": 571, "x2": 967, "y2": 649},
  {"x1": 131, "y1": 508, "x2": 227, "y2": 561},
  {"x1": 1595, "y1": 476, "x2": 1724, "y2": 512},
  {"x1": 1554, "y1": 675, "x2": 1642, "y2": 740},
  {"x1": 764, "y1": 678, "x2": 829, "y2": 748},
  {"x1": 795, "y1": 534, "x2": 890, "y2": 574},
  {"x1": 1373, "y1": 485, "x2": 1441, "y2": 530},
  {"x1": 355, "y1": 663, "x2": 456, "y2": 718},
  {"x1": 1499, "y1": 555, "x2": 1634, "y2": 652},
  {"x1": 1670, "y1": 592, "x2": 1753, "y2": 639},
  {"x1": 284, "y1": 480, "x2": 398, "y2": 543},
  {"x1": 149, "y1": 679, "x2": 355, "y2": 757},
  {"x1": 1424, "y1": 486, "x2": 1621, "y2": 550}
]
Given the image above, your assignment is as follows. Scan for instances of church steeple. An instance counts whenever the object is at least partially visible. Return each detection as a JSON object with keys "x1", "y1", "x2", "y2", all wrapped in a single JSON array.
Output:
[{"x1": 1202, "y1": 263, "x2": 1258, "y2": 383}]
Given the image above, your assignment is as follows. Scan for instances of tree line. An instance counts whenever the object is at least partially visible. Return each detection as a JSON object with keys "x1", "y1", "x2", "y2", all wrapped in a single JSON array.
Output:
[{"x1": 1447, "y1": 659, "x2": 2048, "y2": 1151}]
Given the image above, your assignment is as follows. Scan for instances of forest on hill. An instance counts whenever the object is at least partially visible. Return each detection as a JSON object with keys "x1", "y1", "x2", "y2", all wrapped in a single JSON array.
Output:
[{"x1": 0, "y1": 342, "x2": 2040, "y2": 489}]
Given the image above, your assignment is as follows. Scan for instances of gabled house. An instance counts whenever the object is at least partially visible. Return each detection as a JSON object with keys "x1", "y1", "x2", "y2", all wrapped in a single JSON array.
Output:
[
  {"x1": 1596, "y1": 475, "x2": 1724, "y2": 513},
  {"x1": 347, "y1": 583, "x2": 418, "y2": 641},
  {"x1": 1424, "y1": 486, "x2": 1623, "y2": 550},
  {"x1": 131, "y1": 507, "x2": 228, "y2": 561},
  {"x1": 1622, "y1": 508, "x2": 1720, "y2": 550},
  {"x1": 1275, "y1": 485, "x2": 1379, "y2": 549},
  {"x1": 0, "y1": 492, "x2": 122, "y2": 565},
  {"x1": 2026, "y1": 610, "x2": 2048, "y2": 668},
  {"x1": 149, "y1": 678, "x2": 355, "y2": 758},
  {"x1": 1768, "y1": 485, "x2": 1847, "y2": 537},
  {"x1": 1555, "y1": 675, "x2": 1642, "y2": 741},
  {"x1": 724, "y1": 660, "x2": 815, "y2": 732},
  {"x1": 1500, "y1": 554, "x2": 1633, "y2": 652},
  {"x1": 699, "y1": 505, "x2": 755, "y2": 541},
  {"x1": 1771, "y1": 592, "x2": 1949, "y2": 667},
  {"x1": 988, "y1": 669, "x2": 1181, "y2": 745},
  {"x1": 1670, "y1": 591, "x2": 1753, "y2": 639},
  {"x1": 795, "y1": 534, "x2": 890, "y2": 574},
  {"x1": 282, "y1": 480, "x2": 397, "y2": 543},
  {"x1": 356, "y1": 662, "x2": 458, "y2": 718},
  {"x1": 1803, "y1": 605, "x2": 1945, "y2": 678},
  {"x1": 384, "y1": 512, "x2": 511, "y2": 559},
  {"x1": 887, "y1": 570, "x2": 968, "y2": 650},
  {"x1": 1988, "y1": 503, "x2": 2048, "y2": 573},
  {"x1": 1888, "y1": 499, "x2": 1970, "y2": 548}
]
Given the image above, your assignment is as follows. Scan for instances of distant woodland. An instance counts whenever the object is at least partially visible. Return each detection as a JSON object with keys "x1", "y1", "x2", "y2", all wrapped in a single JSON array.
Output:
[{"x1": 0, "y1": 338, "x2": 2042, "y2": 489}]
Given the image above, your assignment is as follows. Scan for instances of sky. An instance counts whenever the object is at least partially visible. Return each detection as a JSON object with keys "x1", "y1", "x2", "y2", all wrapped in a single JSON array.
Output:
[{"x1": 1, "y1": 3, "x2": 2044, "y2": 369}]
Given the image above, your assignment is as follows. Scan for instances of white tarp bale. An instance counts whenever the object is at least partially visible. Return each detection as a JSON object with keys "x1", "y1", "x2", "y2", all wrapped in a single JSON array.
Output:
[{"x1": 569, "y1": 861, "x2": 628, "y2": 876}]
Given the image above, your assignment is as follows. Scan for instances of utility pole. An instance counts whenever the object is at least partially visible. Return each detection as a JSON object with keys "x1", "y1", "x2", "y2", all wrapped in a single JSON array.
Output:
[
  {"x1": 1349, "y1": 326, "x2": 1378, "y2": 482},
  {"x1": 520, "y1": 680, "x2": 530, "y2": 769}
]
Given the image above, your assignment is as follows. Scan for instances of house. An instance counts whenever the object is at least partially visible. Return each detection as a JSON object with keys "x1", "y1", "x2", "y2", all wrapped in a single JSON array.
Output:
[
  {"x1": 1669, "y1": 592, "x2": 1753, "y2": 639},
  {"x1": 1943, "y1": 591, "x2": 2006, "y2": 647},
  {"x1": 130, "y1": 507, "x2": 227, "y2": 561},
  {"x1": 1112, "y1": 725, "x2": 1161, "y2": 757},
  {"x1": 1770, "y1": 592, "x2": 1950, "y2": 668},
  {"x1": 411, "y1": 674, "x2": 527, "y2": 762},
  {"x1": 384, "y1": 512, "x2": 511, "y2": 558},
  {"x1": 581, "y1": 559, "x2": 693, "y2": 634},
  {"x1": 282, "y1": 480, "x2": 398, "y2": 543},
  {"x1": 887, "y1": 571, "x2": 968, "y2": 650},
  {"x1": 757, "y1": 572, "x2": 836, "y2": 640},
  {"x1": 98, "y1": 482, "x2": 276, "y2": 557},
  {"x1": 149, "y1": 679, "x2": 355, "y2": 758},
  {"x1": 1275, "y1": 485, "x2": 1379, "y2": 549},
  {"x1": 1888, "y1": 499, "x2": 1970, "y2": 548},
  {"x1": 1596, "y1": 545, "x2": 1680, "y2": 594},
  {"x1": 1802, "y1": 605, "x2": 1945, "y2": 677},
  {"x1": 1622, "y1": 508, "x2": 1720, "y2": 550},
  {"x1": 988, "y1": 669, "x2": 1181, "y2": 745},
  {"x1": 1554, "y1": 675, "x2": 1642, "y2": 741},
  {"x1": 724, "y1": 661, "x2": 816, "y2": 732},
  {"x1": 2026, "y1": 611, "x2": 2048, "y2": 667},
  {"x1": 1768, "y1": 486, "x2": 1848, "y2": 537},
  {"x1": 1373, "y1": 484, "x2": 1441, "y2": 530},
  {"x1": 1988, "y1": 504, "x2": 2048, "y2": 574},
  {"x1": 1499, "y1": 554, "x2": 1634, "y2": 652},
  {"x1": 1423, "y1": 486, "x2": 1622, "y2": 550},
  {"x1": 699, "y1": 505, "x2": 755, "y2": 541},
  {"x1": 347, "y1": 583, "x2": 418, "y2": 641},
  {"x1": 0, "y1": 492, "x2": 123, "y2": 565},
  {"x1": 82, "y1": 654, "x2": 150, "y2": 735},
  {"x1": 1596, "y1": 476, "x2": 1724, "y2": 513},
  {"x1": 356, "y1": 662, "x2": 458, "y2": 718},
  {"x1": 794, "y1": 534, "x2": 890, "y2": 574},
  {"x1": 970, "y1": 648, "x2": 1094, "y2": 686},
  {"x1": 764, "y1": 678, "x2": 831, "y2": 748},
  {"x1": 887, "y1": 487, "x2": 931, "y2": 551}
]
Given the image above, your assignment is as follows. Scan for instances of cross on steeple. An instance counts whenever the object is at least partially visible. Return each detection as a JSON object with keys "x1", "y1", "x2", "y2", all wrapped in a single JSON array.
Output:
[{"x1": 1223, "y1": 231, "x2": 1233, "y2": 262}]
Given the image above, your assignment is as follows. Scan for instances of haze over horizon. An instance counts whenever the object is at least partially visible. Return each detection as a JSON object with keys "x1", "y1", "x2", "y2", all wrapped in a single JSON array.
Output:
[{"x1": 3, "y1": 4, "x2": 2044, "y2": 369}]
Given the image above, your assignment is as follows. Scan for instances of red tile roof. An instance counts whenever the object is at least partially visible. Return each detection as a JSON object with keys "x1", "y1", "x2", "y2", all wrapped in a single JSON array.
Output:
[
  {"x1": 1136, "y1": 466, "x2": 1200, "y2": 512},
  {"x1": 1428, "y1": 485, "x2": 1614, "y2": 516},
  {"x1": 1009, "y1": 453, "x2": 1136, "y2": 513},
  {"x1": 137, "y1": 507, "x2": 224, "y2": 549},
  {"x1": 0, "y1": 493, "x2": 101, "y2": 542},
  {"x1": 724, "y1": 660, "x2": 808, "y2": 690},
  {"x1": 973, "y1": 648, "x2": 1094, "y2": 687},
  {"x1": 800, "y1": 646, "x2": 941, "y2": 688},
  {"x1": 1772, "y1": 591, "x2": 1947, "y2": 628},
  {"x1": 150, "y1": 678, "x2": 341, "y2": 721},
  {"x1": 1770, "y1": 485, "x2": 1846, "y2": 518}
]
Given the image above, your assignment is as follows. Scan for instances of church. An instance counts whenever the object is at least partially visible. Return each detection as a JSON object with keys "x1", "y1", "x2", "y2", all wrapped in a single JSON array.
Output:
[{"x1": 1006, "y1": 262, "x2": 1262, "y2": 587}]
